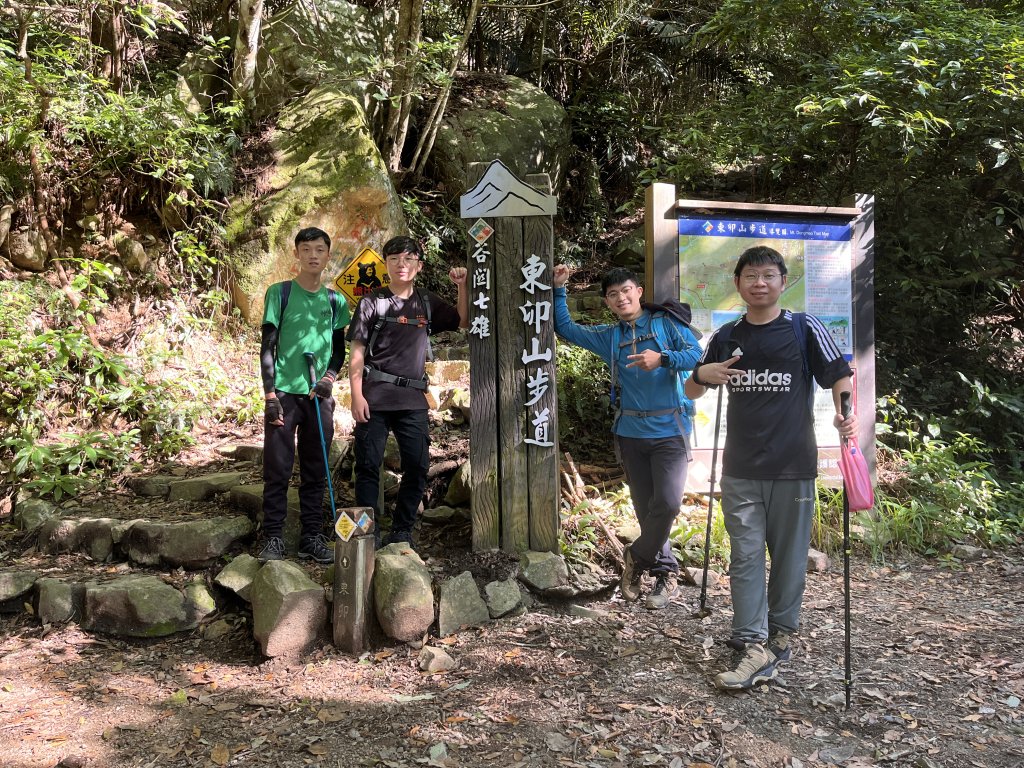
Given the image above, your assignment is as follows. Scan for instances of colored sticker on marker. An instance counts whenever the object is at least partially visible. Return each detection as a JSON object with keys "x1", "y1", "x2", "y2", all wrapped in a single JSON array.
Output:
[
  {"x1": 469, "y1": 219, "x2": 494, "y2": 244},
  {"x1": 335, "y1": 512, "x2": 357, "y2": 542},
  {"x1": 356, "y1": 511, "x2": 373, "y2": 533}
]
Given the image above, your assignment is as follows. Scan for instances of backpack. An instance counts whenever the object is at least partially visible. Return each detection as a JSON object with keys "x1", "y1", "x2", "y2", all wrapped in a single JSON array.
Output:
[
  {"x1": 714, "y1": 310, "x2": 815, "y2": 409},
  {"x1": 609, "y1": 303, "x2": 699, "y2": 435},
  {"x1": 277, "y1": 280, "x2": 341, "y2": 328},
  {"x1": 360, "y1": 287, "x2": 434, "y2": 391},
  {"x1": 364, "y1": 287, "x2": 434, "y2": 361}
]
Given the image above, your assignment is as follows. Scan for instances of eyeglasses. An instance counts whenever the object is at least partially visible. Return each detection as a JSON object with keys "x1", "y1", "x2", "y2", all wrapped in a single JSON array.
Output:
[
  {"x1": 385, "y1": 253, "x2": 420, "y2": 264},
  {"x1": 604, "y1": 285, "x2": 638, "y2": 301},
  {"x1": 739, "y1": 271, "x2": 782, "y2": 284}
]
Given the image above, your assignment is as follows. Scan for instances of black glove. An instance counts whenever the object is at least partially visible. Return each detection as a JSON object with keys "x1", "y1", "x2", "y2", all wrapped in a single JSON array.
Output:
[
  {"x1": 265, "y1": 396, "x2": 283, "y2": 426},
  {"x1": 311, "y1": 374, "x2": 335, "y2": 399}
]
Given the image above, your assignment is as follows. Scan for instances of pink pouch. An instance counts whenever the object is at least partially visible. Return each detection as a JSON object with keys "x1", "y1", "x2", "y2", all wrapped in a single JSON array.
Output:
[{"x1": 839, "y1": 438, "x2": 874, "y2": 511}]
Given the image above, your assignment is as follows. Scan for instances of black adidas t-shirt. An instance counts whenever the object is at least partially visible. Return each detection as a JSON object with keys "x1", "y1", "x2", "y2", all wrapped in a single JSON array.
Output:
[
  {"x1": 348, "y1": 288, "x2": 461, "y2": 411},
  {"x1": 699, "y1": 311, "x2": 852, "y2": 479}
]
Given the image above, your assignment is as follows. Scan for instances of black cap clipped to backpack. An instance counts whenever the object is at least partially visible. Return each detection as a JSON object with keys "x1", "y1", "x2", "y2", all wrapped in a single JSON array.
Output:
[{"x1": 642, "y1": 299, "x2": 703, "y2": 340}]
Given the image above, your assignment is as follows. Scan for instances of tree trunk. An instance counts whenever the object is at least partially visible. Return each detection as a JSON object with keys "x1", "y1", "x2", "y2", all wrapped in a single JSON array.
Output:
[
  {"x1": 232, "y1": 0, "x2": 265, "y2": 114},
  {"x1": 410, "y1": 0, "x2": 483, "y2": 179},
  {"x1": 382, "y1": 0, "x2": 425, "y2": 173},
  {"x1": 90, "y1": 1, "x2": 126, "y2": 93}
]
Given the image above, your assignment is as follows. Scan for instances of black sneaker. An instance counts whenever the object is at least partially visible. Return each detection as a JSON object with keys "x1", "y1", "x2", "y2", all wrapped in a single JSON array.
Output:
[
  {"x1": 620, "y1": 548, "x2": 643, "y2": 602},
  {"x1": 645, "y1": 572, "x2": 679, "y2": 610},
  {"x1": 298, "y1": 533, "x2": 334, "y2": 564},
  {"x1": 257, "y1": 536, "x2": 286, "y2": 562}
]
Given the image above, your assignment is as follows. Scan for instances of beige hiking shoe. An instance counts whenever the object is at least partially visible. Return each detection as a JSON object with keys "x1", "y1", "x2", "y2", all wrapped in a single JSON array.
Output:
[
  {"x1": 645, "y1": 572, "x2": 679, "y2": 610},
  {"x1": 620, "y1": 548, "x2": 643, "y2": 602},
  {"x1": 714, "y1": 642, "x2": 778, "y2": 690}
]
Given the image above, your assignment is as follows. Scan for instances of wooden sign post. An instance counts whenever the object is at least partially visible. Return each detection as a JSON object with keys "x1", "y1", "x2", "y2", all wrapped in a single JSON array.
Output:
[{"x1": 461, "y1": 160, "x2": 560, "y2": 553}]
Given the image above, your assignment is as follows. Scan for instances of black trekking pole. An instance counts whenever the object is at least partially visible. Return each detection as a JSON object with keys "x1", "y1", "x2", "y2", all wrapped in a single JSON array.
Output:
[
  {"x1": 698, "y1": 385, "x2": 725, "y2": 615},
  {"x1": 840, "y1": 390, "x2": 853, "y2": 709},
  {"x1": 304, "y1": 352, "x2": 338, "y2": 527}
]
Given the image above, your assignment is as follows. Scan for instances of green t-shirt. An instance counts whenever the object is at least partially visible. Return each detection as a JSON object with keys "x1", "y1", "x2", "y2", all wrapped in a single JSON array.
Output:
[{"x1": 262, "y1": 281, "x2": 351, "y2": 396}]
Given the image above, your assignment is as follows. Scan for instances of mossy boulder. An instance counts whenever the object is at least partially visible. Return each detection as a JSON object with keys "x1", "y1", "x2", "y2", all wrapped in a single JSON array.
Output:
[
  {"x1": 227, "y1": 84, "x2": 405, "y2": 322},
  {"x1": 431, "y1": 74, "x2": 571, "y2": 200}
]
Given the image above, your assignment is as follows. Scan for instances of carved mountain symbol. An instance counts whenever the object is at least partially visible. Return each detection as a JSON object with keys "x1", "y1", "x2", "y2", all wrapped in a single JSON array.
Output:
[{"x1": 460, "y1": 160, "x2": 557, "y2": 218}]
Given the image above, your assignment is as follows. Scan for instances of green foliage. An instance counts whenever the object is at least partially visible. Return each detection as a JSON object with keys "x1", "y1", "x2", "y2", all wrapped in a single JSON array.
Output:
[
  {"x1": 555, "y1": 343, "x2": 613, "y2": 459},
  {"x1": 560, "y1": 485, "x2": 633, "y2": 567}
]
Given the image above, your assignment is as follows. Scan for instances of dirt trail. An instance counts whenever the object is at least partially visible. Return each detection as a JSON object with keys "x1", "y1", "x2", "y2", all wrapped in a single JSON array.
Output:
[{"x1": 2, "y1": 535, "x2": 1022, "y2": 768}]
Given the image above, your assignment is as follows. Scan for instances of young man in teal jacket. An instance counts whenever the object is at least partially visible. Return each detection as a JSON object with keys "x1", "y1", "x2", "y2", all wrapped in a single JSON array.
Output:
[{"x1": 553, "y1": 265, "x2": 702, "y2": 609}]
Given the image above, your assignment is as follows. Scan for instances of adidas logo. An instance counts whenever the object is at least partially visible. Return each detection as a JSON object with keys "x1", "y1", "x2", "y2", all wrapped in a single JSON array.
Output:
[{"x1": 728, "y1": 369, "x2": 792, "y2": 387}]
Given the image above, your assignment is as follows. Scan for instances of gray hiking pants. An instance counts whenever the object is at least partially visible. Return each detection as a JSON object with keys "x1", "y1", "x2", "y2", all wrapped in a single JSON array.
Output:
[
  {"x1": 721, "y1": 476, "x2": 815, "y2": 643},
  {"x1": 616, "y1": 434, "x2": 689, "y2": 574}
]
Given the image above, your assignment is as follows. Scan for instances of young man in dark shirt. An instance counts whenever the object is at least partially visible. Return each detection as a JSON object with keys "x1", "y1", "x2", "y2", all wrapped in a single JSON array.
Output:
[
  {"x1": 685, "y1": 246, "x2": 858, "y2": 690},
  {"x1": 347, "y1": 236, "x2": 468, "y2": 547},
  {"x1": 258, "y1": 227, "x2": 351, "y2": 564}
]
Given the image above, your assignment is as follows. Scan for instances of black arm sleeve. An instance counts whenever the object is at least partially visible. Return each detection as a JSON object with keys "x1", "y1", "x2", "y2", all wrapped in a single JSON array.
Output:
[
  {"x1": 260, "y1": 323, "x2": 279, "y2": 395},
  {"x1": 325, "y1": 327, "x2": 347, "y2": 378}
]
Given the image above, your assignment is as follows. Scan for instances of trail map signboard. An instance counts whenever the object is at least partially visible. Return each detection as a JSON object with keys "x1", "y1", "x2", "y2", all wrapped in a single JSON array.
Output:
[{"x1": 645, "y1": 187, "x2": 876, "y2": 490}]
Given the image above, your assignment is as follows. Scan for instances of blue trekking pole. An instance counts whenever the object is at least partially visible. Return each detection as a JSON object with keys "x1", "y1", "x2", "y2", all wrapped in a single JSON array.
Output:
[{"x1": 304, "y1": 352, "x2": 338, "y2": 527}]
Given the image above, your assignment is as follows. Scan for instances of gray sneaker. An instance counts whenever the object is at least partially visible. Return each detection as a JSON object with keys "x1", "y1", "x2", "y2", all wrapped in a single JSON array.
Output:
[
  {"x1": 714, "y1": 642, "x2": 778, "y2": 690},
  {"x1": 620, "y1": 548, "x2": 643, "y2": 602},
  {"x1": 257, "y1": 536, "x2": 286, "y2": 562},
  {"x1": 768, "y1": 630, "x2": 792, "y2": 662},
  {"x1": 298, "y1": 533, "x2": 335, "y2": 564},
  {"x1": 645, "y1": 572, "x2": 679, "y2": 610}
]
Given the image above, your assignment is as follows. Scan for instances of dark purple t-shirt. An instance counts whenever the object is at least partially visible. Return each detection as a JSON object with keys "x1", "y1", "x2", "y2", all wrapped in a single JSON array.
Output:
[{"x1": 347, "y1": 288, "x2": 461, "y2": 411}]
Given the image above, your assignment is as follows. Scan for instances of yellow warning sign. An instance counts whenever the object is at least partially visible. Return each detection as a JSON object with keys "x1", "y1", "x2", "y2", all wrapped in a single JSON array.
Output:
[
  {"x1": 335, "y1": 512, "x2": 357, "y2": 542},
  {"x1": 333, "y1": 247, "x2": 390, "y2": 306}
]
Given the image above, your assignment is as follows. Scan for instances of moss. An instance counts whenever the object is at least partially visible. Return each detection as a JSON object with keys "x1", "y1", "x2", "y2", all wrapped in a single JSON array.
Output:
[{"x1": 226, "y1": 84, "x2": 402, "y2": 308}]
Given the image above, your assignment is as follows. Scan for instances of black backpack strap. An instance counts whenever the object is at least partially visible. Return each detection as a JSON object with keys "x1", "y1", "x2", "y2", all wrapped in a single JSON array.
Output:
[{"x1": 277, "y1": 281, "x2": 292, "y2": 330}]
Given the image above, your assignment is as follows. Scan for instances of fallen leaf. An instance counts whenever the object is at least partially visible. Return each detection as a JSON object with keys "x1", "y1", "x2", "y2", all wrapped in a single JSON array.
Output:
[
  {"x1": 211, "y1": 743, "x2": 230, "y2": 765},
  {"x1": 307, "y1": 742, "x2": 328, "y2": 756}
]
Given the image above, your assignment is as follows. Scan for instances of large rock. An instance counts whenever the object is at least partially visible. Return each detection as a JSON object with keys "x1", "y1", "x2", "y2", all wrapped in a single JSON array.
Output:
[
  {"x1": 230, "y1": 485, "x2": 303, "y2": 554},
  {"x1": 518, "y1": 550, "x2": 569, "y2": 593},
  {"x1": 437, "y1": 571, "x2": 489, "y2": 637},
  {"x1": 120, "y1": 516, "x2": 254, "y2": 568},
  {"x1": 0, "y1": 571, "x2": 39, "y2": 612},
  {"x1": 373, "y1": 543, "x2": 434, "y2": 642},
  {"x1": 12, "y1": 497, "x2": 59, "y2": 531},
  {"x1": 227, "y1": 83, "x2": 405, "y2": 323},
  {"x1": 253, "y1": 0, "x2": 382, "y2": 120},
  {"x1": 81, "y1": 576, "x2": 205, "y2": 638},
  {"x1": 37, "y1": 517, "x2": 118, "y2": 561},
  {"x1": 214, "y1": 554, "x2": 262, "y2": 603},
  {"x1": 166, "y1": 471, "x2": 244, "y2": 502},
  {"x1": 431, "y1": 74, "x2": 571, "y2": 200},
  {"x1": 35, "y1": 578, "x2": 85, "y2": 624},
  {"x1": 444, "y1": 460, "x2": 471, "y2": 506},
  {"x1": 484, "y1": 578, "x2": 522, "y2": 619},
  {"x1": 251, "y1": 560, "x2": 327, "y2": 657},
  {"x1": 4, "y1": 226, "x2": 47, "y2": 271}
]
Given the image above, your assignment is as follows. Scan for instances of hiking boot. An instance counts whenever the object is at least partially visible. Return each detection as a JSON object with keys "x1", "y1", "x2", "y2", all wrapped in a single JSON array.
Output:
[
  {"x1": 714, "y1": 642, "x2": 778, "y2": 690},
  {"x1": 257, "y1": 536, "x2": 286, "y2": 562},
  {"x1": 768, "y1": 630, "x2": 792, "y2": 663},
  {"x1": 620, "y1": 548, "x2": 643, "y2": 602},
  {"x1": 298, "y1": 533, "x2": 335, "y2": 564},
  {"x1": 645, "y1": 572, "x2": 679, "y2": 610}
]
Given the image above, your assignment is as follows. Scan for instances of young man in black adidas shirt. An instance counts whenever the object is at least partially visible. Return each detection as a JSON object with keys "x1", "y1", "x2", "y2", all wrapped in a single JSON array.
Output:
[
  {"x1": 348, "y1": 236, "x2": 469, "y2": 548},
  {"x1": 684, "y1": 246, "x2": 858, "y2": 690}
]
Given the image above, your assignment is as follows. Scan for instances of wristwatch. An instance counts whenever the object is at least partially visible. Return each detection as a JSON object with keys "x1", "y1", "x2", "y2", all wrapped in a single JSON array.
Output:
[{"x1": 660, "y1": 352, "x2": 670, "y2": 369}]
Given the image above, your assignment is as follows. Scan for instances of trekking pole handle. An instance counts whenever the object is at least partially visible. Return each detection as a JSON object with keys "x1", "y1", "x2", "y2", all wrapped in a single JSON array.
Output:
[
  {"x1": 303, "y1": 351, "x2": 317, "y2": 388},
  {"x1": 840, "y1": 390, "x2": 852, "y2": 420}
]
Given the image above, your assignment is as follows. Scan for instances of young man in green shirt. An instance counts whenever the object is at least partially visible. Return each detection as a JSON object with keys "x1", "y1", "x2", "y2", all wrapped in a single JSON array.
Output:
[{"x1": 258, "y1": 227, "x2": 351, "y2": 563}]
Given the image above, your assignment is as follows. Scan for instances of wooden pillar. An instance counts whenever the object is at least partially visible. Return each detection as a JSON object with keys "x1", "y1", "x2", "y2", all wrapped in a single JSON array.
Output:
[
  {"x1": 645, "y1": 182, "x2": 679, "y2": 303},
  {"x1": 462, "y1": 160, "x2": 559, "y2": 553}
]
